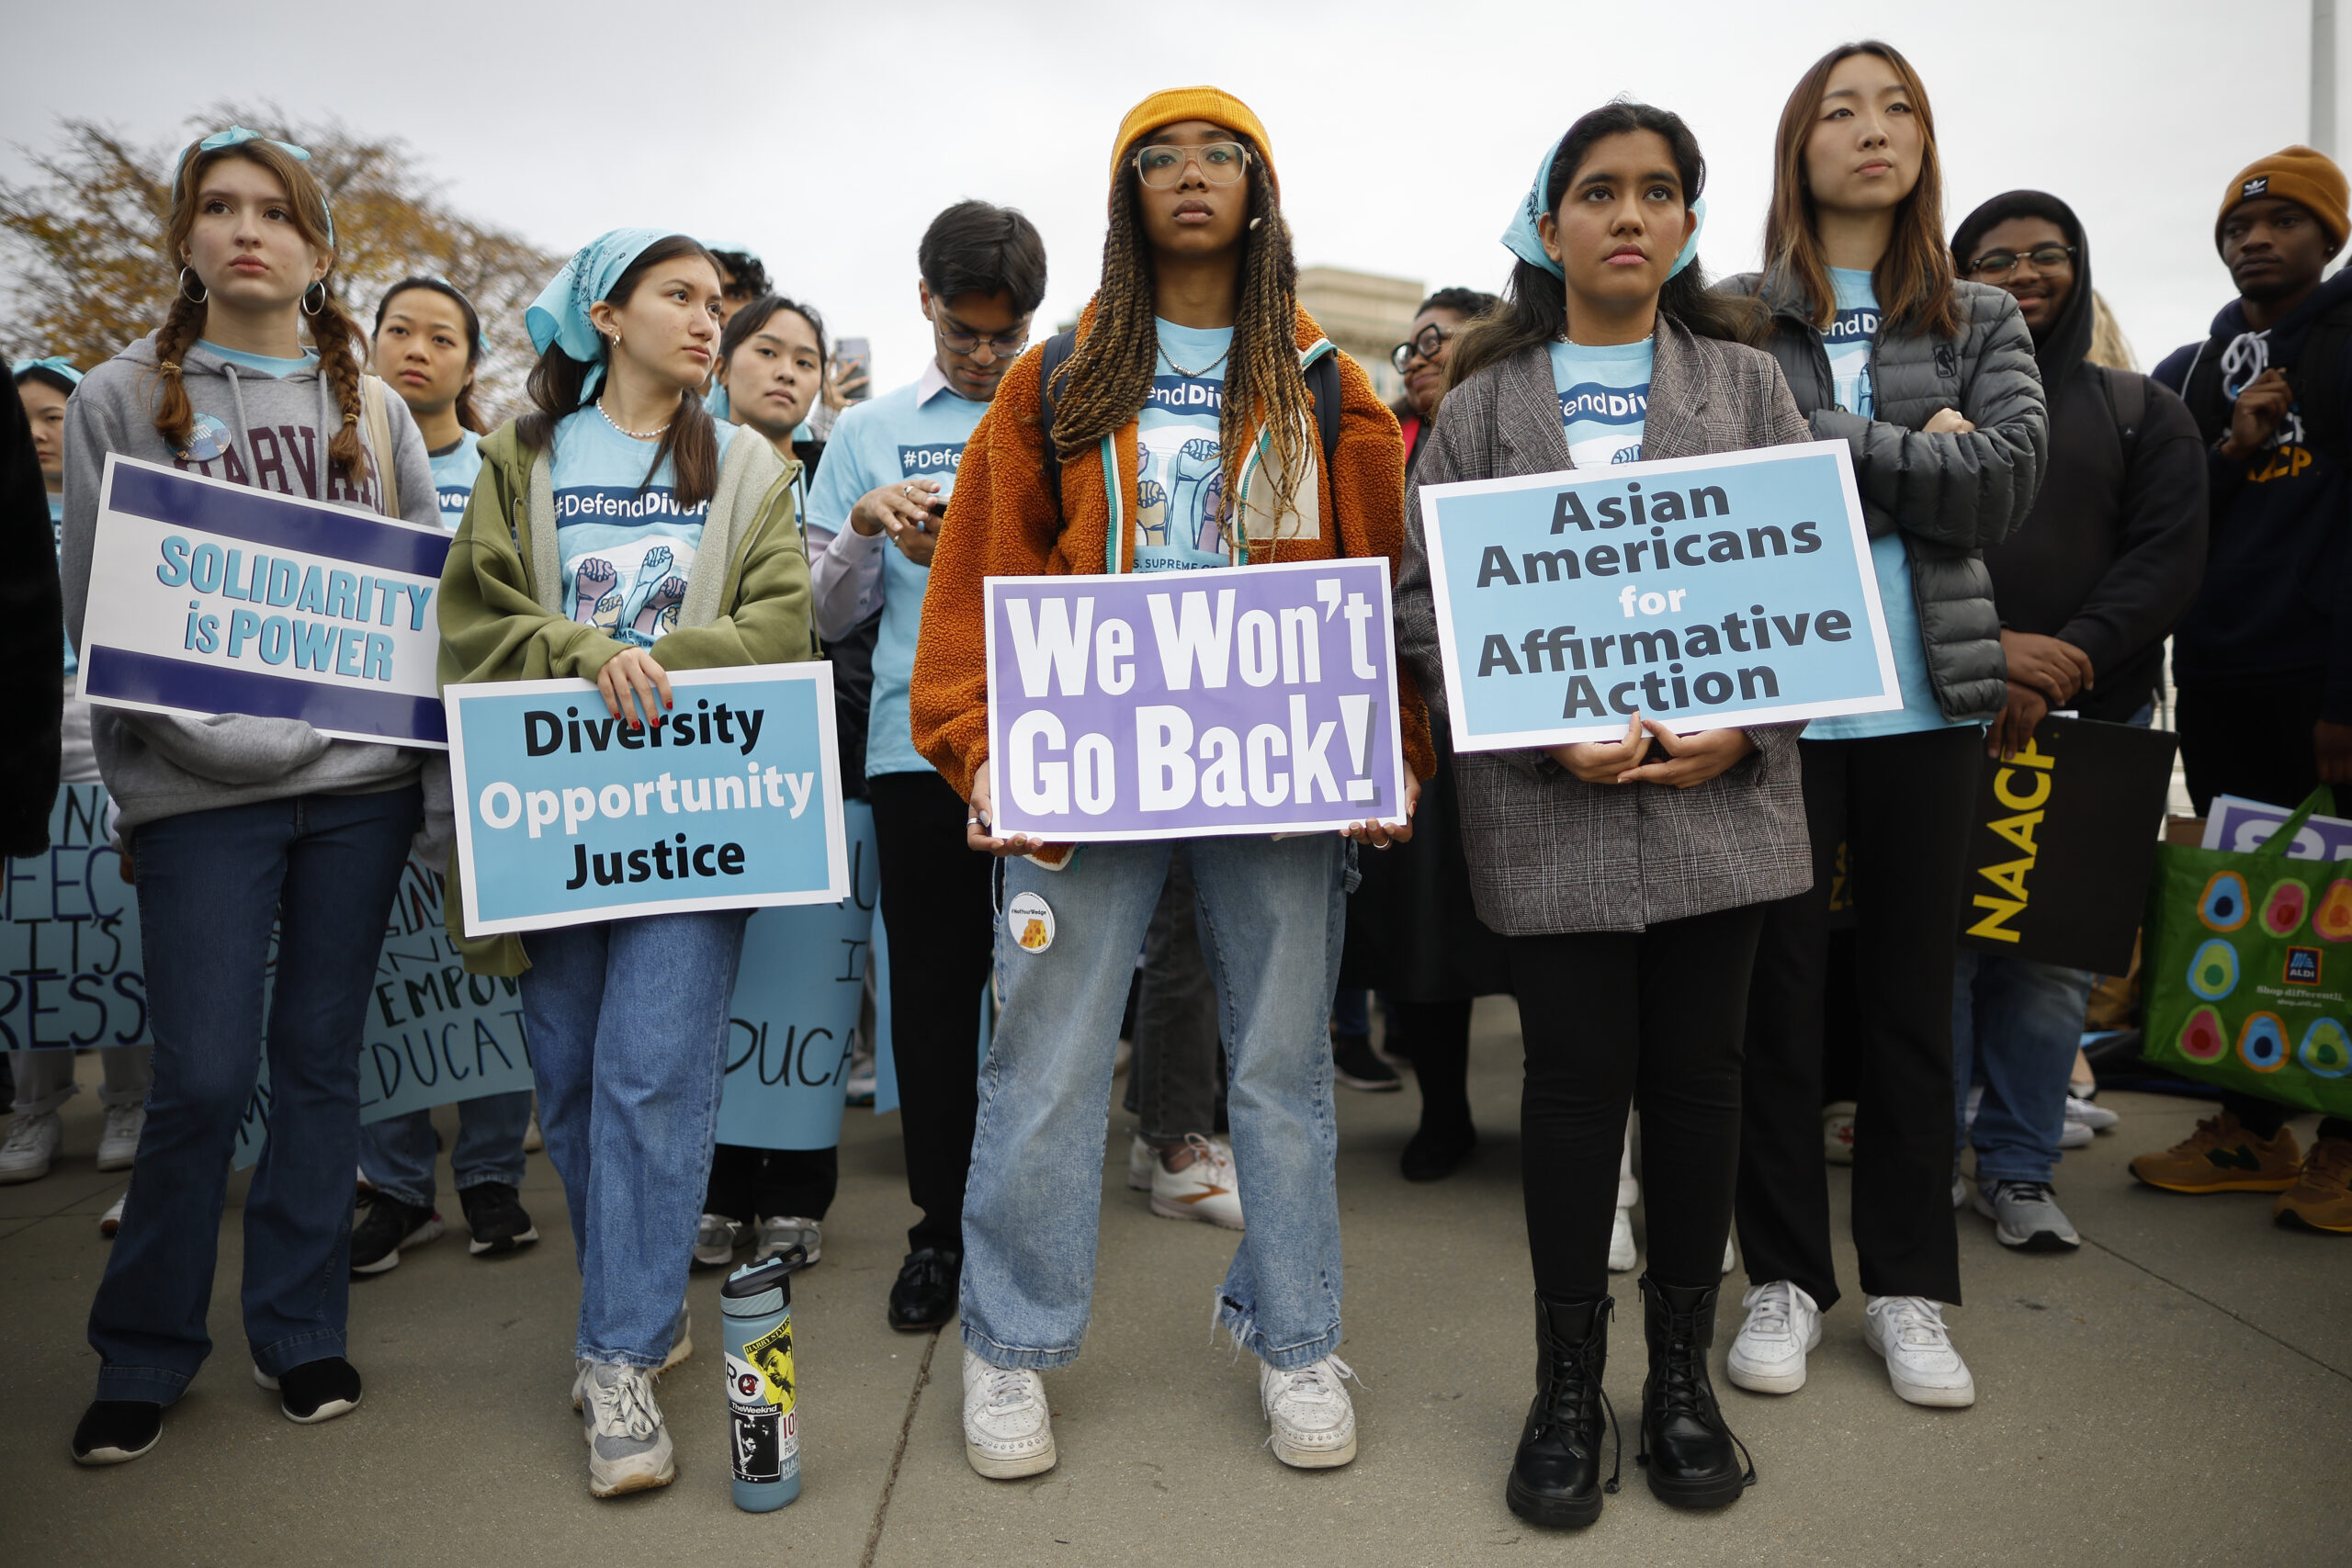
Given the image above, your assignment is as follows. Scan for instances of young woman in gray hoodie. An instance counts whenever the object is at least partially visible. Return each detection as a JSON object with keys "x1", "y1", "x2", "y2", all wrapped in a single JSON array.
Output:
[{"x1": 57, "y1": 128, "x2": 438, "y2": 1467}]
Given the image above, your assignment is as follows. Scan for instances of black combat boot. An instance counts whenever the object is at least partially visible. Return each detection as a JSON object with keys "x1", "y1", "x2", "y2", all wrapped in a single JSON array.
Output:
[
  {"x1": 1505, "y1": 1292, "x2": 1618, "y2": 1527},
  {"x1": 1637, "y1": 1274, "x2": 1754, "y2": 1508}
]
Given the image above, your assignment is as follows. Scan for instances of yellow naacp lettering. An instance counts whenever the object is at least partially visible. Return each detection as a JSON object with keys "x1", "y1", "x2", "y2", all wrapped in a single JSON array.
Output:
[
  {"x1": 1973, "y1": 738, "x2": 2054, "y2": 942},
  {"x1": 1994, "y1": 766, "x2": 2052, "y2": 810},
  {"x1": 1978, "y1": 856, "x2": 2034, "y2": 901},
  {"x1": 1988, "y1": 809, "x2": 2043, "y2": 855},
  {"x1": 1968, "y1": 895, "x2": 2027, "y2": 942}
]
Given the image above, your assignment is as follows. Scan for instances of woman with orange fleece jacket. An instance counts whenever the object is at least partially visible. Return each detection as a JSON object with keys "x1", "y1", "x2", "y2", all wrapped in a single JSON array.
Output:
[{"x1": 909, "y1": 85, "x2": 1427, "y2": 1485}]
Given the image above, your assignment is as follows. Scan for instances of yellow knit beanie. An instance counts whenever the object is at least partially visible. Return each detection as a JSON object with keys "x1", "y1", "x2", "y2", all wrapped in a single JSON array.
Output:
[{"x1": 2216, "y1": 145, "x2": 2350, "y2": 252}]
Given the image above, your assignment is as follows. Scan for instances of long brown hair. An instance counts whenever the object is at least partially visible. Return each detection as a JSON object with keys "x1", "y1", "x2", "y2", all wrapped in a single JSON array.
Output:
[
  {"x1": 153, "y1": 140, "x2": 371, "y2": 485},
  {"x1": 516, "y1": 235, "x2": 722, "y2": 511},
  {"x1": 1765, "y1": 39, "x2": 1960, "y2": 339},
  {"x1": 1048, "y1": 133, "x2": 1317, "y2": 541}
]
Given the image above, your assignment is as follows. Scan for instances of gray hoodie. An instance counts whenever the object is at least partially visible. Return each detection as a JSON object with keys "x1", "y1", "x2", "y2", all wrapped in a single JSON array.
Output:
[{"x1": 60, "y1": 333, "x2": 444, "y2": 831}]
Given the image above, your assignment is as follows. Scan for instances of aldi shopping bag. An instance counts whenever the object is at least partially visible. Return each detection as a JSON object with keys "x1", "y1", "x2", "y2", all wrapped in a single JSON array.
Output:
[{"x1": 2143, "y1": 787, "x2": 2352, "y2": 1117}]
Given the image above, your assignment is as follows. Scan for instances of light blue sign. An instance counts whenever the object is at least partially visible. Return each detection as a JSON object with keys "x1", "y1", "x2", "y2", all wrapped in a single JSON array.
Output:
[
  {"x1": 1, "y1": 784, "x2": 149, "y2": 1051},
  {"x1": 1417, "y1": 441, "x2": 1899, "y2": 749},
  {"x1": 445, "y1": 664, "x2": 851, "y2": 935}
]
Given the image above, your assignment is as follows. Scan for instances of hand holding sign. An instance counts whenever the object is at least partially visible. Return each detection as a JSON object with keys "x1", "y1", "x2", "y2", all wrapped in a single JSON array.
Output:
[{"x1": 599, "y1": 646, "x2": 675, "y2": 732}]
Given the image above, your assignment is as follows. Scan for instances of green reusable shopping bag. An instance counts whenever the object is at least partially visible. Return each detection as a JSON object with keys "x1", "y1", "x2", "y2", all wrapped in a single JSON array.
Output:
[{"x1": 2143, "y1": 787, "x2": 2352, "y2": 1117}]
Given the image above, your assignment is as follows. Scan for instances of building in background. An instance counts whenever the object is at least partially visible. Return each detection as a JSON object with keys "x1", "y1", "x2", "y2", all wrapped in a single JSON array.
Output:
[{"x1": 1297, "y1": 266, "x2": 1423, "y2": 406}]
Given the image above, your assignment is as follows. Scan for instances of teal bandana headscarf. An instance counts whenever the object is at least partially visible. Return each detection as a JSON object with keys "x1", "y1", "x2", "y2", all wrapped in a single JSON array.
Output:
[
  {"x1": 11, "y1": 356, "x2": 83, "y2": 387},
  {"x1": 525, "y1": 228, "x2": 674, "y2": 399},
  {"x1": 1502, "y1": 131, "x2": 1705, "y2": 283},
  {"x1": 172, "y1": 126, "x2": 335, "y2": 248}
]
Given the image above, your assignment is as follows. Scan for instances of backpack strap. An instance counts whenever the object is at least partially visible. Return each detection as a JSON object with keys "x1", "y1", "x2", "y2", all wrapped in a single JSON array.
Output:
[
  {"x1": 1036, "y1": 329, "x2": 1081, "y2": 519},
  {"x1": 2095, "y1": 365, "x2": 2151, "y2": 470},
  {"x1": 2284, "y1": 299, "x2": 2352, "y2": 465},
  {"x1": 359, "y1": 373, "x2": 401, "y2": 518},
  {"x1": 2180, "y1": 335, "x2": 2229, "y2": 447}
]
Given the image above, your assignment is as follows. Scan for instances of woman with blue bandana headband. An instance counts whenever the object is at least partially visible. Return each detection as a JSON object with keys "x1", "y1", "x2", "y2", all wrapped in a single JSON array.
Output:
[
  {"x1": 1396, "y1": 101, "x2": 1813, "y2": 1529},
  {"x1": 435, "y1": 228, "x2": 813, "y2": 1500}
]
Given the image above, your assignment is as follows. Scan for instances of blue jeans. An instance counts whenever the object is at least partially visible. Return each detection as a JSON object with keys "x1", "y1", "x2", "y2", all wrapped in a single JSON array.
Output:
[
  {"x1": 358, "y1": 1090, "x2": 532, "y2": 1209},
  {"x1": 963, "y1": 835, "x2": 1349, "y2": 1373},
  {"x1": 522, "y1": 909, "x2": 748, "y2": 1367},
  {"x1": 86, "y1": 786, "x2": 421, "y2": 1403},
  {"x1": 1951, "y1": 950, "x2": 2094, "y2": 1185}
]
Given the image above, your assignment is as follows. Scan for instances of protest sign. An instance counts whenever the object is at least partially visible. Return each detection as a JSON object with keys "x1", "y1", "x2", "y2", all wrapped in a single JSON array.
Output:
[
  {"x1": 445, "y1": 664, "x2": 850, "y2": 935},
  {"x1": 1416, "y1": 442, "x2": 1898, "y2": 750},
  {"x1": 983, "y1": 557, "x2": 1408, "y2": 840},
  {"x1": 1, "y1": 784, "x2": 149, "y2": 1052},
  {"x1": 2202, "y1": 795, "x2": 2352, "y2": 861},
  {"x1": 78, "y1": 454, "x2": 452, "y2": 747},
  {"x1": 1956, "y1": 716, "x2": 2179, "y2": 975}
]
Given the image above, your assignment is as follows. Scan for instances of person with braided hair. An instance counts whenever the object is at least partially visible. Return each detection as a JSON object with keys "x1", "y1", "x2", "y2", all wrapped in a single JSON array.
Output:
[
  {"x1": 910, "y1": 85, "x2": 1431, "y2": 1483},
  {"x1": 57, "y1": 127, "x2": 441, "y2": 1467}
]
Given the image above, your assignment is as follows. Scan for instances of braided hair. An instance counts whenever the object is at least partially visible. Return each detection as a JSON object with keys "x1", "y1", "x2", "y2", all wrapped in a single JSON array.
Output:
[
  {"x1": 1048, "y1": 134, "x2": 1317, "y2": 546},
  {"x1": 153, "y1": 140, "x2": 370, "y2": 488}
]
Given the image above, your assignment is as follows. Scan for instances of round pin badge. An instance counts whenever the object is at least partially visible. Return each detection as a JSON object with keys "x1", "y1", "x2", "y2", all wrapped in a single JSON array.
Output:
[{"x1": 1007, "y1": 890, "x2": 1056, "y2": 955}]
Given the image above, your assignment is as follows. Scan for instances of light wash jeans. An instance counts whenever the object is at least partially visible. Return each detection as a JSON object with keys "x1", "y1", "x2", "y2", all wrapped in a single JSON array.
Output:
[
  {"x1": 358, "y1": 1089, "x2": 532, "y2": 1209},
  {"x1": 521, "y1": 909, "x2": 747, "y2": 1367},
  {"x1": 962, "y1": 834, "x2": 1349, "y2": 1374},
  {"x1": 1951, "y1": 949, "x2": 2095, "y2": 1185}
]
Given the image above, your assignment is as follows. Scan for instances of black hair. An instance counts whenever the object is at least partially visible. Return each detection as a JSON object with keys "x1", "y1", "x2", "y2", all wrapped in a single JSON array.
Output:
[
  {"x1": 1417, "y1": 286, "x2": 1498, "y2": 320},
  {"x1": 709, "y1": 249, "x2": 771, "y2": 299},
  {"x1": 918, "y1": 200, "x2": 1048, "y2": 315},
  {"x1": 718, "y1": 293, "x2": 829, "y2": 367},
  {"x1": 1951, "y1": 188, "x2": 2095, "y2": 397},
  {"x1": 1450, "y1": 101, "x2": 1760, "y2": 390},
  {"x1": 372, "y1": 276, "x2": 487, "y2": 434},
  {"x1": 12, "y1": 365, "x2": 77, "y2": 398}
]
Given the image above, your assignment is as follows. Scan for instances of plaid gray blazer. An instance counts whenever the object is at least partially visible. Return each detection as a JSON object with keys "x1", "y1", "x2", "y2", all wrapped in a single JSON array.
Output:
[{"x1": 1398, "y1": 321, "x2": 1816, "y2": 936}]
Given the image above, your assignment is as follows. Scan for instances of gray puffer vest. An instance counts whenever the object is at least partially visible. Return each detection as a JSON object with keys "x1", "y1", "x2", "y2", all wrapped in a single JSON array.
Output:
[{"x1": 1722, "y1": 268, "x2": 2048, "y2": 723}]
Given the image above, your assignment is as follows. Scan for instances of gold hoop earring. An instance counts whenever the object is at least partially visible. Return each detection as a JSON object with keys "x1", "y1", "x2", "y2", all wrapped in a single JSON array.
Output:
[{"x1": 178, "y1": 267, "x2": 208, "y2": 305}]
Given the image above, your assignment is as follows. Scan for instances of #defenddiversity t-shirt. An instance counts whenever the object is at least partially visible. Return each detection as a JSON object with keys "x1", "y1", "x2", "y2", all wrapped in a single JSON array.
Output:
[
  {"x1": 1135, "y1": 319, "x2": 1234, "y2": 571},
  {"x1": 550, "y1": 408, "x2": 738, "y2": 649}
]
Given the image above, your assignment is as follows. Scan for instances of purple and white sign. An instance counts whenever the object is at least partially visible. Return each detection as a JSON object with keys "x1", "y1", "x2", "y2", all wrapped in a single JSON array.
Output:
[{"x1": 983, "y1": 558, "x2": 1409, "y2": 840}]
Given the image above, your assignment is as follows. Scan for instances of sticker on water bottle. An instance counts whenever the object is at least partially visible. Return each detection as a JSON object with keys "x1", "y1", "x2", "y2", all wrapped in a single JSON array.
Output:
[{"x1": 743, "y1": 1320, "x2": 797, "y2": 1411}]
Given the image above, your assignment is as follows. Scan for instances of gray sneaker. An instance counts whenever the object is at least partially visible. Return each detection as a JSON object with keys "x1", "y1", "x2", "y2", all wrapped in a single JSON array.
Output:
[
  {"x1": 754, "y1": 1214, "x2": 820, "y2": 1267},
  {"x1": 1971, "y1": 1179, "x2": 2080, "y2": 1251},
  {"x1": 578, "y1": 1362, "x2": 675, "y2": 1497}
]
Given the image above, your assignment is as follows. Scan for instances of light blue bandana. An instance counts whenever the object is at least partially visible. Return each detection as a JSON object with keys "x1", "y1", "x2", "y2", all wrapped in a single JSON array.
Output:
[
  {"x1": 11, "y1": 355, "x2": 82, "y2": 386},
  {"x1": 525, "y1": 228, "x2": 673, "y2": 399},
  {"x1": 1502, "y1": 131, "x2": 1705, "y2": 283},
  {"x1": 173, "y1": 127, "x2": 334, "y2": 247}
]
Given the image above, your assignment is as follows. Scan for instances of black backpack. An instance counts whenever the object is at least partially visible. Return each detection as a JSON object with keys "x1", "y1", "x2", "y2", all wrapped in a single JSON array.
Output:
[
  {"x1": 1034, "y1": 329, "x2": 1345, "y2": 519},
  {"x1": 2177, "y1": 299, "x2": 2352, "y2": 464}
]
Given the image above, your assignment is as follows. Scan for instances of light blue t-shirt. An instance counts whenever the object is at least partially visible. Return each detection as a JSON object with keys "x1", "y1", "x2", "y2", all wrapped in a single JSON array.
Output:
[
  {"x1": 1549, "y1": 339, "x2": 1652, "y2": 468},
  {"x1": 1804, "y1": 269, "x2": 1964, "y2": 740},
  {"x1": 550, "y1": 408, "x2": 738, "y2": 649},
  {"x1": 428, "y1": 431, "x2": 482, "y2": 531},
  {"x1": 198, "y1": 340, "x2": 318, "y2": 378},
  {"x1": 804, "y1": 374, "x2": 989, "y2": 779},
  {"x1": 52, "y1": 493, "x2": 74, "y2": 675},
  {"x1": 1135, "y1": 320, "x2": 1233, "y2": 571}
]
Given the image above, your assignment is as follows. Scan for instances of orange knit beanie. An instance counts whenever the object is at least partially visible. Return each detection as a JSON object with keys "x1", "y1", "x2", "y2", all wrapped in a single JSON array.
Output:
[
  {"x1": 2216, "y1": 145, "x2": 2350, "y2": 251},
  {"x1": 1109, "y1": 86, "x2": 1277, "y2": 202}
]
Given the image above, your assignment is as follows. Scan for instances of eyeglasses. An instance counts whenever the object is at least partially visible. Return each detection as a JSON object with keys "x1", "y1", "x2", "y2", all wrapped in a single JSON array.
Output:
[
  {"x1": 933, "y1": 314, "x2": 1030, "y2": 361},
  {"x1": 1964, "y1": 243, "x2": 2077, "y2": 278},
  {"x1": 1390, "y1": 324, "x2": 1456, "y2": 375},
  {"x1": 1133, "y1": 141, "x2": 1250, "y2": 188}
]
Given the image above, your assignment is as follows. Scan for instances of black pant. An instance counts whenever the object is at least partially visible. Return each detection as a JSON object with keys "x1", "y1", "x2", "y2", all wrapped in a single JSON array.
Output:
[
  {"x1": 2176, "y1": 677, "x2": 2352, "y2": 1142},
  {"x1": 705, "y1": 1145, "x2": 838, "y2": 1225},
  {"x1": 1399, "y1": 998, "x2": 1475, "y2": 1129},
  {"x1": 868, "y1": 770, "x2": 994, "y2": 1256},
  {"x1": 1741, "y1": 727, "x2": 1980, "y2": 1311},
  {"x1": 1511, "y1": 905, "x2": 1764, "y2": 1300}
]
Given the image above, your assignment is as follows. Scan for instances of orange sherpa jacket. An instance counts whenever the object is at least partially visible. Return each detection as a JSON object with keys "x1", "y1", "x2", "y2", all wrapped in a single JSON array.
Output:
[{"x1": 910, "y1": 301, "x2": 1435, "y2": 801}]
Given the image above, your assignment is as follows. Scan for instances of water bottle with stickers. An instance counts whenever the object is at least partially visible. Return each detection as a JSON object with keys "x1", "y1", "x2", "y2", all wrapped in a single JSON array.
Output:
[{"x1": 722, "y1": 1248, "x2": 806, "y2": 1510}]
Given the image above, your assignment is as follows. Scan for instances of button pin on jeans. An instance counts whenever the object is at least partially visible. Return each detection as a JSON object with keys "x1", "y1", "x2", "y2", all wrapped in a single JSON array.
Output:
[{"x1": 1007, "y1": 890, "x2": 1056, "y2": 954}]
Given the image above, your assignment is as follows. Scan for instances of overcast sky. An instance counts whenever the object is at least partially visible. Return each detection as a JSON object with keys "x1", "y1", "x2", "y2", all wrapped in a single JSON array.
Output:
[{"x1": 4, "y1": 0, "x2": 2328, "y2": 388}]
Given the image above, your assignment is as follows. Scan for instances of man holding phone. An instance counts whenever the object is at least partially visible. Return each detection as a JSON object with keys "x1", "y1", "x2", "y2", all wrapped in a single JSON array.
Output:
[{"x1": 803, "y1": 199, "x2": 1047, "y2": 1330}]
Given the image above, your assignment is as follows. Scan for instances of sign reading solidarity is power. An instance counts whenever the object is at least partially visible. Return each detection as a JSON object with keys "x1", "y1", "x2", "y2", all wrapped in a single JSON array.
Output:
[
  {"x1": 983, "y1": 557, "x2": 1409, "y2": 840},
  {"x1": 1416, "y1": 442, "x2": 1899, "y2": 750},
  {"x1": 445, "y1": 664, "x2": 850, "y2": 935},
  {"x1": 78, "y1": 454, "x2": 453, "y2": 746}
]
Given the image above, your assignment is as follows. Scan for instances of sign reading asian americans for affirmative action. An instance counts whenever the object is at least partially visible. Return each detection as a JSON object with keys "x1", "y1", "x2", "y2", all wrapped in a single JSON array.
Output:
[
  {"x1": 446, "y1": 663, "x2": 851, "y2": 935},
  {"x1": 78, "y1": 454, "x2": 453, "y2": 746},
  {"x1": 1416, "y1": 442, "x2": 1899, "y2": 750},
  {"x1": 984, "y1": 557, "x2": 1408, "y2": 840}
]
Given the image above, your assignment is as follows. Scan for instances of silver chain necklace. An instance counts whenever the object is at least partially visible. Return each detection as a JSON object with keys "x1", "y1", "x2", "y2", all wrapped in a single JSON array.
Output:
[
  {"x1": 597, "y1": 399, "x2": 671, "y2": 441},
  {"x1": 1160, "y1": 342, "x2": 1231, "y2": 379}
]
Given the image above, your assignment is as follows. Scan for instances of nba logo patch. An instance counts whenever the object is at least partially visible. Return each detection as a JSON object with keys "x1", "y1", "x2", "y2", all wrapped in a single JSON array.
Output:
[
  {"x1": 2244, "y1": 175, "x2": 2270, "y2": 197},
  {"x1": 2286, "y1": 947, "x2": 2322, "y2": 986}
]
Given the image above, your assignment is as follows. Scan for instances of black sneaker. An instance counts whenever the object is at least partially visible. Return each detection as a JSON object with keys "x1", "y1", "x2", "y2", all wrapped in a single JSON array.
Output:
[
  {"x1": 256, "y1": 1357, "x2": 363, "y2": 1424},
  {"x1": 888, "y1": 1247, "x2": 961, "y2": 1332},
  {"x1": 350, "y1": 1192, "x2": 443, "y2": 1276},
  {"x1": 72, "y1": 1400, "x2": 163, "y2": 1465},
  {"x1": 458, "y1": 1182, "x2": 539, "y2": 1256},
  {"x1": 1332, "y1": 1035, "x2": 1402, "y2": 1092}
]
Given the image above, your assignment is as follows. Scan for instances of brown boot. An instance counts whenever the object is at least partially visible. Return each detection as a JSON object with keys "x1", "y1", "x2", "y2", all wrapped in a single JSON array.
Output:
[
  {"x1": 2128, "y1": 1111, "x2": 2301, "y2": 1194},
  {"x1": 2275, "y1": 1137, "x2": 2352, "y2": 1233}
]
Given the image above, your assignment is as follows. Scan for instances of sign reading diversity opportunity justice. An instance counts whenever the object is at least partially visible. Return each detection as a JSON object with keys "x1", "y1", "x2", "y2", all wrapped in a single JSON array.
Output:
[
  {"x1": 984, "y1": 557, "x2": 1409, "y2": 840},
  {"x1": 1416, "y1": 442, "x2": 1898, "y2": 750},
  {"x1": 78, "y1": 454, "x2": 454, "y2": 746},
  {"x1": 446, "y1": 664, "x2": 850, "y2": 935}
]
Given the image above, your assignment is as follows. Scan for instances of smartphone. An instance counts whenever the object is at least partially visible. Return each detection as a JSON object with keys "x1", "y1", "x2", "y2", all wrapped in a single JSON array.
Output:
[
  {"x1": 925, "y1": 499, "x2": 948, "y2": 528},
  {"x1": 834, "y1": 337, "x2": 872, "y2": 400}
]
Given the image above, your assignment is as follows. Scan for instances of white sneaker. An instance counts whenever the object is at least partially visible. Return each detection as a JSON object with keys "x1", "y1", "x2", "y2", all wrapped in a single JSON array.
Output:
[
  {"x1": 693, "y1": 1213, "x2": 745, "y2": 1268},
  {"x1": 1608, "y1": 1205, "x2": 1637, "y2": 1272},
  {"x1": 1862, "y1": 1295, "x2": 1976, "y2": 1408},
  {"x1": 1953, "y1": 1173, "x2": 1968, "y2": 1209},
  {"x1": 101, "y1": 1192, "x2": 126, "y2": 1238},
  {"x1": 754, "y1": 1214, "x2": 820, "y2": 1266},
  {"x1": 962, "y1": 1349, "x2": 1056, "y2": 1479},
  {"x1": 1727, "y1": 1280, "x2": 1821, "y2": 1394},
  {"x1": 1617, "y1": 1124, "x2": 1639, "y2": 1208},
  {"x1": 579, "y1": 1362, "x2": 675, "y2": 1497},
  {"x1": 1126, "y1": 1133, "x2": 1154, "y2": 1192},
  {"x1": 1722, "y1": 1235, "x2": 1737, "y2": 1277},
  {"x1": 1260, "y1": 1355, "x2": 1358, "y2": 1468},
  {"x1": 2057, "y1": 1120, "x2": 2094, "y2": 1149},
  {"x1": 0, "y1": 1111, "x2": 62, "y2": 1184},
  {"x1": 1822, "y1": 1100, "x2": 1858, "y2": 1165},
  {"x1": 2064, "y1": 1095, "x2": 2119, "y2": 1132},
  {"x1": 96, "y1": 1105, "x2": 145, "y2": 1171},
  {"x1": 522, "y1": 1110, "x2": 543, "y2": 1153},
  {"x1": 1149, "y1": 1134, "x2": 1243, "y2": 1230}
]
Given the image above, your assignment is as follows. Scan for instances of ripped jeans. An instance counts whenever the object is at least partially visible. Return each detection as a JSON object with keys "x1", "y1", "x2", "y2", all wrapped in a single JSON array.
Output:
[{"x1": 959, "y1": 835, "x2": 1350, "y2": 1373}]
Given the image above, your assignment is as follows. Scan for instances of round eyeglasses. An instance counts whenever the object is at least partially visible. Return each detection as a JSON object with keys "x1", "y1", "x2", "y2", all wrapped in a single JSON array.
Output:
[
  {"x1": 1390, "y1": 323, "x2": 1456, "y2": 375},
  {"x1": 1134, "y1": 141, "x2": 1250, "y2": 188},
  {"x1": 1964, "y1": 243, "x2": 2077, "y2": 278}
]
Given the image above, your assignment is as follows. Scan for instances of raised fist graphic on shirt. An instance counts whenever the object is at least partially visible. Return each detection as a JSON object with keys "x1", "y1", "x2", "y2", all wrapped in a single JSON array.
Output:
[
  {"x1": 634, "y1": 575, "x2": 686, "y2": 640},
  {"x1": 573, "y1": 558, "x2": 618, "y2": 626}
]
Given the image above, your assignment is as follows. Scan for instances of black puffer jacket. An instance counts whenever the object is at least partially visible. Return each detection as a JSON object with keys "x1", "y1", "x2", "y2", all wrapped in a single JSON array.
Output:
[{"x1": 1722, "y1": 268, "x2": 2048, "y2": 722}]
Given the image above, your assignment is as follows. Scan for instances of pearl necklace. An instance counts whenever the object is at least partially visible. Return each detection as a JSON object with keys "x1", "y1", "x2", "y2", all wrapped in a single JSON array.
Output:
[{"x1": 597, "y1": 399, "x2": 671, "y2": 440}]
